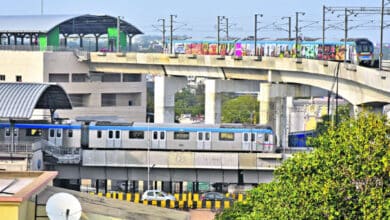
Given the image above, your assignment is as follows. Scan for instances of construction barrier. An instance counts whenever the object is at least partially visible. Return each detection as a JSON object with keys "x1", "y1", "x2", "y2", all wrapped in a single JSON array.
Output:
[{"x1": 87, "y1": 192, "x2": 245, "y2": 210}]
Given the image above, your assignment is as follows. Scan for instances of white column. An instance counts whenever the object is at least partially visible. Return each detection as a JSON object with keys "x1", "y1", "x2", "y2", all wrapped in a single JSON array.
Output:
[
  {"x1": 154, "y1": 76, "x2": 187, "y2": 123},
  {"x1": 284, "y1": 97, "x2": 294, "y2": 148},
  {"x1": 274, "y1": 97, "x2": 282, "y2": 148},
  {"x1": 259, "y1": 83, "x2": 272, "y2": 125},
  {"x1": 205, "y1": 79, "x2": 222, "y2": 124}
]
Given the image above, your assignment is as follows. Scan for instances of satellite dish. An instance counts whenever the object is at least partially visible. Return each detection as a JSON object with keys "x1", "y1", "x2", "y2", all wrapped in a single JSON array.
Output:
[{"x1": 46, "y1": 192, "x2": 82, "y2": 220}]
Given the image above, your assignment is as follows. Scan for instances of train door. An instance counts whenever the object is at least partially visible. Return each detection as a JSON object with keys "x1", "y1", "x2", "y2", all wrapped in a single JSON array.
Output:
[
  {"x1": 114, "y1": 130, "x2": 121, "y2": 148},
  {"x1": 48, "y1": 128, "x2": 63, "y2": 147},
  {"x1": 4, "y1": 128, "x2": 19, "y2": 146},
  {"x1": 197, "y1": 132, "x2": 211, "y2": 150},
  {"x1": 242, "y1": 132, "x2": 256, "y2": 151},
  {"x1": 107, "y1": 130, "x2": 121, "y2": 148},
  {"x1": 151, "y1": 131, "x2": 166, "y2": 149}
]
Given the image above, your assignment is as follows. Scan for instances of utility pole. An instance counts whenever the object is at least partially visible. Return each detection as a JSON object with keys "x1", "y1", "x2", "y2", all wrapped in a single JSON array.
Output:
[
  {"x1": 170, "y1": 14, "x2": 177, "y2": 54},
  {"x1": 217, "y1": 16, "x2": 221, "y2": 54},
  {"x1": 344, "y1": 8, "x2": 349, "y2": 64},
  {"x1": 225, "y1": 17, "x2": 229, "y2": 40},
  {"x1": 281, "y1": 16, "x2": 291, "y2": 40},
  {"x1": 254, "y1": 14, "x2": 263, "y2": 56},
  {"x1": 158, "y1": 18, "x2": 166, "y2": 53},
  {"x1": 116, "y1": 16, "x2": 121, "y2": 53},
  {"x1": 295, "y1": 12, "x2": 305, "y2": 59},
  {"x1": 380, "y1": 0, "x2": 385, "y2": 70},
  {"x1": 322, "y1": 5, "x2": 326, "y2": 62}
]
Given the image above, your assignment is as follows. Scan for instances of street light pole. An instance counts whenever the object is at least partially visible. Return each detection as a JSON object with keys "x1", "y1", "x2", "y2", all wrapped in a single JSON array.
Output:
[
  {"x1": 147, "y1": 118, "x2": 150, "y2": 190},
  {"x1": 380, "y1": 0, "x2": 385, "y2": 70},
  {"x1": 158, "y1": 18, "x2": 166, "y2": 53},
  {"x1": 170, "y1": 14, "x2": 177, "y2": 54},
  {"x1": 254, "y1": 14, "x2": 263, "y2": 56},
  {"x1": 295, "y1": 12, "x2": 305, "y2": 59},
  {"x1": 281, "y1": 16, "x2": 291, "y2": 41}
]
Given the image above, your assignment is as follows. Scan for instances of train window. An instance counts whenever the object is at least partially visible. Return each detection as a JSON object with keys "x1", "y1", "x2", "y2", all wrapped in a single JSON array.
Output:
[
  {"x1": 264, "y1": 134, "x2": 269, "y2": 142},
  {"x1": 205, "y1": 132, "x2": 210, "y2": 141},
  {"x1": 251, "y1": 133, "x2": 255, "y2": 142},
  {"x1": 219, "y1": 132, "x2": 234, "y2": 141},
  {"x1": 26, "y1": 129, "x2": 42, "y2": 137},
  {"x1": 108, "y1": 131, "x2": 113, "y2": 139},
  {"x1": 68, "y1": 130, "x2": 73, "y2": 138},
  {"x1": 115, "y1": 131, "x2": 120, "y2": 139},
  {"x1": 160, "y1": 132, "x2": 165, "y2": 140},
  {"x1": 49, "y1": 129, "x2": 55, "y2": 138},
  {"x1": 5, "y1": 129, "x2": 10, "y2": 136},
  {"x1": 174, "y1": 132, "x2": 189, "y2": 140},
  {"x1": 243, "y1": 133, "x2": 248, "y2": 142},
  {"x1": 56, "y1": 130, "x2": 62, "y2": 138},
  {"x1": 153, "y1": 131, "x2": 158, "y2": 140},
  {"x1": 198, "y1": 132, "x2": 203, "y2": 140},
  {"x1": 129, "y1": 131, "x2": 144, "y2": 139},
  {"x1": 97, "y1": 130, "x2": 102, "y2": 139}
]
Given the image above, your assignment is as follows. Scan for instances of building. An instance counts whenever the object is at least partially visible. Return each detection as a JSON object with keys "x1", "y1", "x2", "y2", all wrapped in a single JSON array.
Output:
[
  {"x1": 0, "y1": 15, "x2": 146, "y2": 122},
  {"x1": 0, "y1": 171, "x2": 57, "y2": 220}
]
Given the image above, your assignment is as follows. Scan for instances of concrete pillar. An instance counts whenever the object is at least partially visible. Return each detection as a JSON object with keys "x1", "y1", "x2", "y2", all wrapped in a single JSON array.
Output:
[
  {"x1": 274, "y1": 98, "x2": 281, "y2": 148},
  {"x1": 284, "y1": 97, "x2": 294, "y2": 148},
  {"x1": 154, "y1": 76, "x2": 187, "y2": 123},
  {"x1": 259, "y1": 83, "x2": 272, "y2": 126},
  {"x1": 205, "y1": 79, "x2": 222, "y2": 124},
  {"x1": 350, "y1": 105, "x2": 361, "y2": 118}
]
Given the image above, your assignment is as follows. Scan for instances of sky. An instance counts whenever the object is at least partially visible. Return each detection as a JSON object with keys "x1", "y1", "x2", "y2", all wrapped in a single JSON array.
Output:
[{"x1": 0, "y1": 0, "x2": 389, "y2": 43}]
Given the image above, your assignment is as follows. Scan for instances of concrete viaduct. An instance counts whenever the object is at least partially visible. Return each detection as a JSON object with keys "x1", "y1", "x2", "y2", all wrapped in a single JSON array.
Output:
[{"x1": 86, "y1": 52, "x2": 390, "y2": 147}]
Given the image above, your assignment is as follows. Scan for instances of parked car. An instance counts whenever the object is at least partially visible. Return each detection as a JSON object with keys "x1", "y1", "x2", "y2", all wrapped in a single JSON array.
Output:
[
  {"x1": 142, "y1": 190, "x2": 176, "y2": 201},
  {"x1": 200, "y1": 192, "x2": 234, "y2": 201}
]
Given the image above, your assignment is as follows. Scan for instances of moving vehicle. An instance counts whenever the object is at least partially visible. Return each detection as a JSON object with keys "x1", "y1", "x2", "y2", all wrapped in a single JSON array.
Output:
[
  {"x1": 0, "y1": 121, "x2": 277, "y2": 153},
  {"x1": 200, "y1": 192, "x2": 234, "y2": 201},
  {"x1": 141, "y1": 190, "x2": 175, "y2": 201},
  {"x1": 173, "y1": 38, "x2": 375, "y2": 66}
]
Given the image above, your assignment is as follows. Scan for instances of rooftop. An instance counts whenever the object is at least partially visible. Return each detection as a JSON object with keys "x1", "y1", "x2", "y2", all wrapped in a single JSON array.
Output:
[{"x1": 0, "y1": 171, "x2": 57, "y2": 203}]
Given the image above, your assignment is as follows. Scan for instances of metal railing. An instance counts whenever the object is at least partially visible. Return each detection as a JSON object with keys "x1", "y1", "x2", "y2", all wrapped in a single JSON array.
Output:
[
  {"x1": 383, "y1": 60, "x2": 390, "y2": 71},
  {"x1": 0, "y1": 144, "x2": 32, "y2": 153},
  {"x1": 42, "y1": 145, "x2": 81, "y2": 164},
  {"x1": 0, "y1": 45, "x2": 81, "y2": 52}
]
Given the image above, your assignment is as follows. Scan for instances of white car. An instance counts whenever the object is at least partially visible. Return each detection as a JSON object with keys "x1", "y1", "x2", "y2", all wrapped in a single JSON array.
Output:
[{"x1": 141, "y1": 190, "x2": 176, "y2": 201}]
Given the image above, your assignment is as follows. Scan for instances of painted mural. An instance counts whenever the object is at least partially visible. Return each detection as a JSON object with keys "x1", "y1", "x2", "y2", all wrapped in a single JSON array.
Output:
[{"x1": 173, "y1": 40, "x2": 355, "y2": 62}]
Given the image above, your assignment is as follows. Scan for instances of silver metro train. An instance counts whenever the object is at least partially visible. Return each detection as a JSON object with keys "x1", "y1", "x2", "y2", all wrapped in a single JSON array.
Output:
[{"x1": 0, "y1": 121, "x2": 276, "y2": 153}]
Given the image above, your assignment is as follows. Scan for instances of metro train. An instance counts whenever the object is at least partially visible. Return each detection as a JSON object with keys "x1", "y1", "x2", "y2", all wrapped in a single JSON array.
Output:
[
  {"x1": 0, "y1": 121, "x2": 277, "y2": 153},
  {"x1": 173, "y1": 38, "x2": 375, "y2": 66}
]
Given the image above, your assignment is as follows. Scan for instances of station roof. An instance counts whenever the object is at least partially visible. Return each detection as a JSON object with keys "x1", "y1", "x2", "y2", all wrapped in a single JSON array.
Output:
[
  {"x1": 0, "y1": 83, "x2": 72, "y2": 119},
  {"x1": 0, "y1": 171, "x2": 57, "y2": 202},
  {"x1": 0, "y1": 14, "x2": 143, "y2": 35}
]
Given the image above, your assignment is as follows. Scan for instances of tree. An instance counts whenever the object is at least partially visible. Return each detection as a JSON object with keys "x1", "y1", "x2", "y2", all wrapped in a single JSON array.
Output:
[
  {"x1": 218, "y1": 112, "x2": 390, "y2": 219},
  {"x1": 222, "y1": 95, "x2": 259, "y2": 124},
  {"x1": 175, "y1": 85, "x2": 204, "y2": 118}
]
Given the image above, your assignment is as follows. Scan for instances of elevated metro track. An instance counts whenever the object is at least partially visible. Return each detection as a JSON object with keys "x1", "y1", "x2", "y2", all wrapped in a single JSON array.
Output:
[{"x1": 89, "y1": 53, "x2": 390, "y2": 106}]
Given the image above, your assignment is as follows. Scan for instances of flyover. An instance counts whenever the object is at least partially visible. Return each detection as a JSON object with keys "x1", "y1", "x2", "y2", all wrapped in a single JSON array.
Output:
[
  {"x1": 89, "y1": 53, "x2": 390, "y2": 106},
  {"x1": 88, "y1": 53, "x2": 390, "y2": 147}
]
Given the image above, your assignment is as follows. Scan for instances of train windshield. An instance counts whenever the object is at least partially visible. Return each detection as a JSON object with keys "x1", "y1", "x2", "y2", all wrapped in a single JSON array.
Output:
[{"x1": 355, "y1": 41, "x2": 373, "y2": 53}]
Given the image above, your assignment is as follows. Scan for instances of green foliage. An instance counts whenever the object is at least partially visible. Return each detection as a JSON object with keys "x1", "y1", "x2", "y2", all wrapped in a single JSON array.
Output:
[
  {"x1": 218, "y1": 112, "x2": 390, "y2": 219},
  {"x1": 221, "y1": 95, "x2": 259, "y2": 124},
  {"x1": 174, "y1": 85, "x2": 205, "y2": 117}
]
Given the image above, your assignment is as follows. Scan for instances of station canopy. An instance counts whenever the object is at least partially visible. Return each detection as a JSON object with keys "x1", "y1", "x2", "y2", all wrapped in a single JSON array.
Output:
[
  {"x1": 0, "y1": 14, "x2": 143, "y2": 36},
  {"x1": 0, "y1": 83, "x2": 72, "y2": 119}
]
